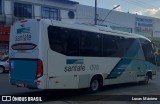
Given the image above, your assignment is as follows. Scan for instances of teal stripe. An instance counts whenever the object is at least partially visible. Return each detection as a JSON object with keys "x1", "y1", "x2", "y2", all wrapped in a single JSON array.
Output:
[
  {"x1": 107, "y1": 58, "x2": 132, "y2": 79},
  {"x1": 66, "y1": 59, "x2": 83, "y2": 64}
]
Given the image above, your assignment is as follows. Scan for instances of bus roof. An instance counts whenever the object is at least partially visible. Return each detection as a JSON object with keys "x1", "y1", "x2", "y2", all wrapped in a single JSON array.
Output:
[{"x1": 17, "y1": 19, "x2": 151, "y2": 42}]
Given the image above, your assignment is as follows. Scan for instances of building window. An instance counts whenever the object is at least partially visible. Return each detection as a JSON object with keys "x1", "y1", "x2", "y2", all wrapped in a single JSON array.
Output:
[
  {"x1": 14, "y1": 3, "x2": 32, "y2": 18},
  {"x1": 42, "y1": 7, "x2": 59, "y2": 20},
  {"x1": 0, "y1": 0, "x2": 2, "y2": 15}
]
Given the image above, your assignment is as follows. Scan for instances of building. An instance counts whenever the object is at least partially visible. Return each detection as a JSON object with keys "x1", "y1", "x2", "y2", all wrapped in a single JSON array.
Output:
[
  {"x1": 0, "y1": 0, "x2": 78, "y2": 55},
  {"x1": 76, "y1": 5, "x2": 159, "y2": 38},
  {"x1": 1, "y1": 0, "x2": 160, "y2": 54},
  {"x1": 75, "y1": 4, "x2": 160, "y2": 49}
]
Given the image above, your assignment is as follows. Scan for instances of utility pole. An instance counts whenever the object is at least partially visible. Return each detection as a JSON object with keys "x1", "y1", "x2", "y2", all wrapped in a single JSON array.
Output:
[{"x1": 95, "y1": 0, "x2": 97, "y2": 25}]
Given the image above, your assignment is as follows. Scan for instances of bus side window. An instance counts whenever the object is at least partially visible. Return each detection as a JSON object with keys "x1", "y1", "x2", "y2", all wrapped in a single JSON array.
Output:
[
  {"x1": 117, "y1": 38, "x2": 141, "y2": 58},
  {"x1": 80, "y1": 31, "x2": 102, "y2": 57},
  {"x1": 103, "y1": 35, "x2": 118, "y2": 57},
  {"x1": 66, "y1": 29, "x2": 80, "y2": 56},
  {"x1": 48, "y1": 26, "x2": 67, "y2": 54}
]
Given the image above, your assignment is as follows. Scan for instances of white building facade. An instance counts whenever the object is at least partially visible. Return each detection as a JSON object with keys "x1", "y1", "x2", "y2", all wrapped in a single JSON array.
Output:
[
  {"x1": 75, "y1": 4, "x2": 160, "y2": 39},
  {"x1": 0, "y1": 0, "x2": 78, "y2": 26},
  {"x1": 0, "y1": 0, "x2": 160, "y2": 39}
]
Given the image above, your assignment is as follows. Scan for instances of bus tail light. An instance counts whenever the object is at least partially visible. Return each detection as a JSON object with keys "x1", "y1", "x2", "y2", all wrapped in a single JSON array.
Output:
[
  {"x1": 36, "y1": 59, "x2": 43, "y2": 78},
  {"x1": 36, "y1": 81, "x2": 41, "y2": 86},
  {"x1": 20, "y1": 20, "x2": 27, "y2": 23}
]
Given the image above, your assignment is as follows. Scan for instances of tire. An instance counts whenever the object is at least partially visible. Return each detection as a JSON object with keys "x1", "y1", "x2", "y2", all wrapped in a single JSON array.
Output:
[
  {"x1": 140, "y1": 75, "x2": 149, "y2": 84},
  {"x1": 90, "y1": 77, "x2": 100, "y2": 93},
  {"x1": 0, "y1": 66, "x2": 4, "y2": 74}
]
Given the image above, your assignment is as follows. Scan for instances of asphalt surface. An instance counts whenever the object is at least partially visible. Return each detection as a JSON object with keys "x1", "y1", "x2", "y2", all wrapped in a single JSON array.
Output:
[{"x1": 0, "y1": 70, "x2": 160, "y2": 104}]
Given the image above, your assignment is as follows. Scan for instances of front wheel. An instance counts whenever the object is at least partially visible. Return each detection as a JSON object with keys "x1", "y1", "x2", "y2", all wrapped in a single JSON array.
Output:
[
  {"x1": 140, "y1": 75, "x2": 149, "y2": 84},
  {"x1": 0, "y1": 66, "x2": 4, "y2": 74},
  {"x1": 90, "y1": 78, "x2": 100, "y2": 93}
]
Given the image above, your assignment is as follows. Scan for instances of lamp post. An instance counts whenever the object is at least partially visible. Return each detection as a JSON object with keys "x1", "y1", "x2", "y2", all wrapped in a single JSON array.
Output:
[
  {"x1": 95, "y1": 0, "x2": 97, "y2": 25},
  {"x1": 100, "y1": 5, "x2": 120, "y2": 25}
]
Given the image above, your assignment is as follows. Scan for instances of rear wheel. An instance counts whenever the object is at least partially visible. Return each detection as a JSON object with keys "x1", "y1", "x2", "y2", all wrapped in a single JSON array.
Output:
[
  {"x1": 140, "y1": 75, "x2": 149, "y2": 84},
  {"x1": 90, "y1": 78, "x2": 100, "y2": 93},
  {"x1": 0, "y1": 66, "x2": 4, "y2": 74}
]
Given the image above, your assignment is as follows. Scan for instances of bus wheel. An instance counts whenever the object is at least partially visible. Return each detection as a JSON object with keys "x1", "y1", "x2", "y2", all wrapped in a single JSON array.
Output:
[
  {"x1": 140, "y1": 75, "x2": 149, "y2": 84},
  {"x1": 90, "y1": 77, "x2": 100, "y2": 93},
  {"x1": 0, "y1": 66, "x2": 4, "y2": 74}
]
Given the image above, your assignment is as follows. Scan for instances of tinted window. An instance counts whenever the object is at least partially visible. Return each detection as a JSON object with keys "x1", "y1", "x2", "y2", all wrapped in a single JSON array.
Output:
[
  {"x1": 48, "y1": 26, "x2": 67, "y2": 55},
  {"x1": 103, "y1": 35, "x2": 141, "y2": 58},
  {"x1": 124, "y1": 38, "x2": 143, "y2": 58},
  {"x1": 48, "y1": 26, "x2": 80, "y2": 56},
  {"x1": 48, "y1": 26, "x2": 102, "y2": 57},
  {"x1": 117, "y1": 37, "x2": 140, "y2": 57},
  {"x1": 103, "y1": 35, "x2": 118, "y2": 57},
  {"x1": 48, "y1": 25, "x2": 143, "y2": 58},
  {"x1": 66, "y1": 30, "x2": 80, "y2": 56},
  {"x1": 80, "y1": 32, "x2": 102, "y2": 56}
]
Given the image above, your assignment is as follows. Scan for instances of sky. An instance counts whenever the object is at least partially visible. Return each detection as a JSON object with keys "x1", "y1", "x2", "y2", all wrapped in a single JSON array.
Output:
[{"x1": 71, "y1": 0, "x2": 160, "y2": 18}]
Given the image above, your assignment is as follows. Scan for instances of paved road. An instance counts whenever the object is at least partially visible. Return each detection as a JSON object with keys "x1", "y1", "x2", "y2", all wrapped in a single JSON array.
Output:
[
  {"x1": 0, "y1": 70, "x2": 160, "y2": 104},
  {"x1": 0, "y1": 73, "x2": 37, "y2": 95}
]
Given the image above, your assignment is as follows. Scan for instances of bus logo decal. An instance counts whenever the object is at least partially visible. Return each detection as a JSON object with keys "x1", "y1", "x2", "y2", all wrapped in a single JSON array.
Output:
[
  {"x1": 65, "y1": 59, "x2": 85, "y2": 72},
  {"x1": 66, "y1": 59, "x2": 83, "y2": 65},
  {"x1": 16, "y1": 27, "x2": 31, "y2": 42},
  {"x1": 17, "y1": 27, "x2": 30, "y2": 34}
]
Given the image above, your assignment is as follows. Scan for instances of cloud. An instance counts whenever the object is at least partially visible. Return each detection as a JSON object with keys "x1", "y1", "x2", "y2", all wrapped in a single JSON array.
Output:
[{"x1": 133, "y1": 8, "x2": 160, "y2": 18}]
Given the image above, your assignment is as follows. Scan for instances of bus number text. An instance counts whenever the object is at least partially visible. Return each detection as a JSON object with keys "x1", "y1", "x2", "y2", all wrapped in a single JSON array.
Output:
[{"x1": 90, "y1": 64, "x2": 99, "y2": 71}]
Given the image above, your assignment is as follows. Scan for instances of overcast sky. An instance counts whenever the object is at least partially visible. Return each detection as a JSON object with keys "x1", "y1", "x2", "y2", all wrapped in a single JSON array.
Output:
[{"x1": 71, "y1": 0, "x2": 160, "y2": 18}]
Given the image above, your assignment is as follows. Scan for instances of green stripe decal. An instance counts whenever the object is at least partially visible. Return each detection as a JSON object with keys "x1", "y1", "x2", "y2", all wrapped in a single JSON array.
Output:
[
  {"x1": 107, "y1": 58, "x2": 132, "y2": 79},
  {"x1": 66, "y1": 59, "x2": 83, "y2": 64}
]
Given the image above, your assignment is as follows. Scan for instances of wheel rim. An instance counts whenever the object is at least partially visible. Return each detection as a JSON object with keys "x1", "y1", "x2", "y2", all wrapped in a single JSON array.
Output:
[
  {"x1": 0, "y1": 67, "x2": 4, "y2": 73},
  {"x1": 91, "y1": 80, "x2": 99, "y2": 91}
]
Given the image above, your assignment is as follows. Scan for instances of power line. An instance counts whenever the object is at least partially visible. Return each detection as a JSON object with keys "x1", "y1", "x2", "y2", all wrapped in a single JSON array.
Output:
[
  {"x1": 122, "y1": 0, "x2": 149, "y2": 9},
  {"x1": 123, "y1": 0, "x2": 159, "y2": 10},
  {"x1": 98, "y1": 19, "x2": 131, "y2": 28},
  {"x1": 135, "y1": 0, "x2": 159, "y2": 9}
]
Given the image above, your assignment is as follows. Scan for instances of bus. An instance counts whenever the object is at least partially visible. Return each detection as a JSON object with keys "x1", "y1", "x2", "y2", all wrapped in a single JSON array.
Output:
[{"x1": 9, "y1": 19, "x2": 157, "y2": 92}]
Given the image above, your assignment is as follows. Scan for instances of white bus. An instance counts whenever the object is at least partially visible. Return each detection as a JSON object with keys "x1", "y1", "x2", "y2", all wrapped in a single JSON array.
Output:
[{"x1": 9, "y1": 19, "x2": 157, "y2": 92}]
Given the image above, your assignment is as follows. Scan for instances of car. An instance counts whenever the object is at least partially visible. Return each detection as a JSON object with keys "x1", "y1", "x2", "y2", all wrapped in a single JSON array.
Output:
[{"x1": 0, "y1": 56, "x2": 9, "y2": 74}]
